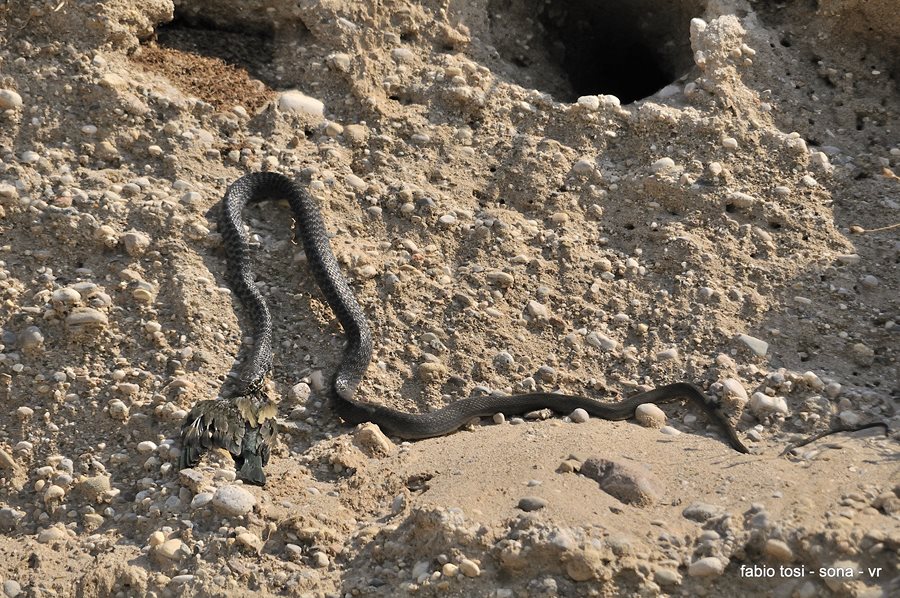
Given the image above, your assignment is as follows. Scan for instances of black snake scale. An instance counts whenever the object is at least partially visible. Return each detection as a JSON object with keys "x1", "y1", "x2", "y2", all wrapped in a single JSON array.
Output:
[{"x1": 179, "y1": 172, "x2": 749, "y2": 485}]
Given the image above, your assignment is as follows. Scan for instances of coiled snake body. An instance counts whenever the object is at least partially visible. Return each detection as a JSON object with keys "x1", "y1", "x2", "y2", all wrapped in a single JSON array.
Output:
[{"x1": 179, "y1": 172, "x2": 749, "y2": 485}]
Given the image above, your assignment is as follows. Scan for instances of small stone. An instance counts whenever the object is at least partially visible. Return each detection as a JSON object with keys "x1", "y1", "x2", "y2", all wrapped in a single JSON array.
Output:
[
  {"x1": 278, "y1": 90, "x2": 324, "y2": 117},
  {"x1": 721, "y1": 378, "x2": 749, "y2": 406},
  {"x1": 66, "y1": 307, "x2": 109, "y2": 330},
  {"x1": 137, "y1": 440, "x2": 157, "y2": 454},
  {"x1": 849, "y1": 343, "x2": 875, "y2": 366},
  {"x1": 651, "y1": 157, "x2": 676, "y2": 174},
  {"x1": 3, "y1": 580, "x2": 22, "y2": 597},
  {"x1": 572, "y1": 158, "x2": 594, "y2": 174},
  {"x1": 689, "y1": 556, "x2": 725, "y2": 577},
  {"x1": 37, "y1": 526, "x2": 68, "y2": 544},
  {"x1": 43, "y1": 485, "x2": 65, "y2": 503},
  {"x1": 655, "y1": 347, "x2": 678, "y2": 361},
  {"x1": 312, "y1": 551, "x2": 329, "y2": 568},
  {"x1": 764, "y1": 539, "x2": 793, "y2": 562},
  {"x1": 169, "y1": 575, "x2": 195, "y2": 586},
  {"x1": 212, "y1": 484, "x2": 256, "y2": 517},
  {"x1": 354, "y1": 423, "x2": 397, "y2": 456},
  {"x1": 586, "y1": 332, "x2": 617, "y2": 351},
  {"x1": 749, "y1": 392, "x2": 789, "y2": 417},
  {"x1": 737, "y1": 334, "x2": 768, "y2": 356},
  {"x1": 517, "y1": 496, "x2": 548, "y2": 512},
  {"x1": 565, "y1": 547, "x2": 605, "y2": 581},
  {"x1": 682, "y1": 502, "x2": 723, "y2": 522},
  {"x1": 0, "y1": 89, "x2": 23, "y2": 110},
  {"x1": 154, "y1": 538, "x2": 185, "y2": 561},
  {"x1": 635, "y1": 404, "x2": 666, "y2": 428},
  {"x1": 525, "y1": 300, "x2": 549, "y2": 320},
  {"x1": 569, "y1": 408, "x2": 589, "y2": 423},
  {"x1": 190, "y1": 492, "x2": 213, "y2": 509},
  {"x1": 655, "y1": 568, "x2": 681, "y2": 585},
  {"x1": 722, "y1": 137, "x2": 739, "y2": 150},
  {"x1": 728, "y1": 191, "x2": 756, "y2": 208},
  {"x1": 576, "y1": 95, "x2": 600, "y2": 110},
  {"x1": 107, "y1": 399, "x2": 128, "y2": 420},
  {"x1": 74, "y1": 475, "x2": 111, "y2": 502},
  {"x1": 19, "y1": 326, "x2": 44, "y2": 351},
  {"x1": 236, "y1": 531, "x2": 262, "y2": 552},
  {"x1": 580, "y1": 458, "x2": 662, "y2": 506},
  {"x1": 442, "y1": 563, "x2": 459, "y2": 577},
  {"x1": 486, "y1": 271, "x2": 515, "y2": 286},
  {"x1": 148, "y1": 531, "x2": 165, "y2": 547},
  {"x1": 458, "y1": 559, "x2": 480, "y2": 577},
  {"x1": 288, "y1": 382, "x2": 311, "y2": 402},
  {"x1": 122, "y1": 230, "x2": 150, "y2": 256}
]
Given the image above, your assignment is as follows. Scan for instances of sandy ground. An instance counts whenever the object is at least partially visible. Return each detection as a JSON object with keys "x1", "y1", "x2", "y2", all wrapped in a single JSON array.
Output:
[{"x1": 0, "y1": 0, "x2": 898, "y2": 596}]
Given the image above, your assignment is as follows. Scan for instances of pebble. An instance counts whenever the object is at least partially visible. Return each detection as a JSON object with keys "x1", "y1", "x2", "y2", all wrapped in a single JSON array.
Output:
[
  {"x1": 191, "y1": 492, "x2": 213, "y2": 509},
  {"x1": 635, "y1": 404, "x2": 666, "y2": 428},
  {"x1": 169, "y1": 575, "x2": 195, "y2": 586},
  {"x1": 66, "y1": 307, "x2": 109, "y2": 330},
  {"x1": 486, "y1": 271, "x2": 515, "y2": 286},
  {"x1": 458, "y1": 559, "x2": 480, "y2": 577},
  {"x1": 74, "y1": 475, "x2": 110, "y2": 502},
  {"x1": 689, "y1": 556, "x2": 725, "y2": 576},
  {"x1": 517, "y1": 496, "x2": 548, "y2": 512},
  {"x1": 236, "y1": 531, "x2": 263, "y2": 552},
  {"x1": 569, "y1": 408, "x2": 589, "y2": 423},
  {"x1": 654, "y1": 568, "x2": 681, "y2": 585},
  {"x1": 572, "y1": 158, "x2": 594, "y2": 174},
  {"x1": 655, "y1": 347, "x2": 678, "y2": 361},
  {"x1": 107, "y1": 399, "x2": 129, "y2": 420},
  {"x1": 212, "y1": 484, "x2": 256, "y2": 517},
  {"x1": 580, "y1": 458, "x2": 661, "y2": 506},
  {"x1": 37, "y1": 526, "x2": 68, "y2": 544},
  {"x1": 721, "y1": 378, "x2": 749, "y2": 404},
  {"x1": 749, "y1": 392, "x2": 789, "y2": 417},
  {"x1": 651, "y1": 157, "x2": 676, "y2": 174},
  {"x1": 3, "y1": 580, "x2": 22, "y2": 597},
  {"x1": 0, "y1": 89, "x2": 23, "y2": 109},
  {"x1": 278, "y1": 90, "x2": 324, "y2": 117},
  {"x1": 18, "y1": 326, "x2": 43, "y2": 351},
  {"x1": 137, "y1": 441, "x2": 157, "y2": 454},
  {"x1": 763, "y1": 538, "x2": 793, "y2": 562},
  {"x1": 154, "y1": 538, "x2": 185, "y2": 561},
  {"x1": 355, "y1": 423, "x2": 397, "y2": 456},
  {"x1": 722, "y1": 137, "x2": 739, "y2": 150},
  {"x1": 586, "y1": 331, "x2": 617, "y2": 351},
  {"x1": 682, "y1": 502, "x2": 723, "y2": 522},
  {"x1": 737, "y1": 334, "x2": 768, "y2": 356},
  {"x1": 442, "y1": 563, "x2": 459, "y2": 577},
  {"x1": 728, "y1": 191, "x2": 756, "y2": 208},
  {"x1": 122, "y1": 231, "x2": 151, "y2": 256},
  {"x1": 525, "y1": 300, "x2": 548, "y2": 320}
]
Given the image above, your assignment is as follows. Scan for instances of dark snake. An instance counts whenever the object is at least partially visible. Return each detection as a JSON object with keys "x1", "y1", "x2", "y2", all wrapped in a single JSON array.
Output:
[{"x1": 179, "y1": 172, "x2": 750, "y2": 485}]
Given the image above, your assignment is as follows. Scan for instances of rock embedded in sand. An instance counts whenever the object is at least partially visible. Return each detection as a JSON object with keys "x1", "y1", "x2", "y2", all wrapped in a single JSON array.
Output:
[
  {"x1": 737, "y1": 334, "x2": 768, "y2": 356},
  {"x1": 580, "y1": 458, "x2": 662, "y2": 506},
  {"x1": 212, "y1": 484, "x2": 256, "y2": 517},
  {"x1": 689, "y1": 556, "x2": 725, "y2": 577},
  {"x1": 517, "y1": 496, "x2": 547, "y2": 512},
  {"x1": 569, "y1": 408, "x2": 589, "y2": 423},
  {"x1": 278, "y1": 90, "x2": 324, "y2": 117},
  {"x1": 458, "y1": 559, "x2": 480, "y2": 577},
  {"x1": 635, "y1": 404, "x2": 666, "y2": 428},
  {"x1": 0, "y1": 89, "x2": 23, "y2": 109}
]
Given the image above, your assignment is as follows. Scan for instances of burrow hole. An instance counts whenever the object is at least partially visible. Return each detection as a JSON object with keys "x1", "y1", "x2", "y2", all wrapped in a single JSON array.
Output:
[{"x1": 488, "y1": 0, "x2": 706, "y2": 104}]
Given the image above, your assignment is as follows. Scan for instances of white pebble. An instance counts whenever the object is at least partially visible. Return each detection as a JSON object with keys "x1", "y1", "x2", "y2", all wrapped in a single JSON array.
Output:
[
  {"x1": 278, "y1": 90, "x2": 325, "y2": 117},
  {"x1": 212, "y1": 484, "x2": 256, "y2": 516},
  {"x1": 737, "y1": 334, "x2": 768, "y2": 356},
  {"x1": 459, "y1": 558, "x2": 480, "y2": 577},
  {"x1": 689, "y1": 556, "x2": 725, "y2": 577},
  {"x1": 722, "y1": 137, "x2": 739, "y2": 150},
  {"x1": 655, "y1": 348, "x2": 678, "y2": 361},
  {"x1": 749, "y1": 392, "x2": 789, "y2": 417},
  {"x1": 635, "y1": 404, "x2": 666, "y2": 428},
  {"x1": 586, "y1": 332, "x2": 617, "y2": 351},
  {"x1": 569, "y1": 408, "x2": 589, "y2": 423},
  {"x1": 651, "y1": 157, "x2": 676, "y2": 174},
  {"x1": 0, "y1": 89, "x2": 23, "y2": 109}
]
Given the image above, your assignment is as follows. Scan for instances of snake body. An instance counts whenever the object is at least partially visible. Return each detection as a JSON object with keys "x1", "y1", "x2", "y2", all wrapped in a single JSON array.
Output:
[{"x1": 179, "y1": 172, "x2": 749, "y2": 485}]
